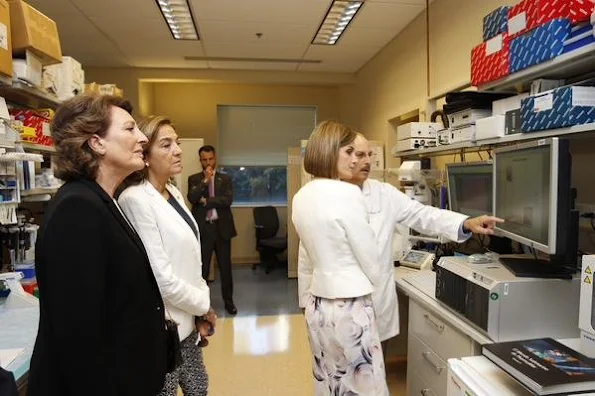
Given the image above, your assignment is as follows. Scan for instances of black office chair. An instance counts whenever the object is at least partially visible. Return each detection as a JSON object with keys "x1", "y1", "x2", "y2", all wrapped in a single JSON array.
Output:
[{"x1": 252, "y1": 206, "x2": 287, "y2": 274}]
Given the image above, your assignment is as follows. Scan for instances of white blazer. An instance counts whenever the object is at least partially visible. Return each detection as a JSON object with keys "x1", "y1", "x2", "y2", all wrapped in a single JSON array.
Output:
[
  {"x1": 118, "y1": 180, "x2": 210, "y2": 340},
  {"x1": 363, "y1": 179, "x2": 469, "y2": 341},
  {"x1": 292, "y1": 179, "x2": 380, "y2": 307}
]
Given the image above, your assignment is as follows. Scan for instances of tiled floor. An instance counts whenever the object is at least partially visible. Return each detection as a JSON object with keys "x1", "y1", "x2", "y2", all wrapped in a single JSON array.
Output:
[{"x1": 181, "y1": 267, "x2": 407, "y2": 395}]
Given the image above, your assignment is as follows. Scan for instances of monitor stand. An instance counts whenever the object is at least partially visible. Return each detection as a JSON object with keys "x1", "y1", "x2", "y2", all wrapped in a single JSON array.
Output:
[{"x1": 499, "y1": 257, "x2": 576, "y2": 279}]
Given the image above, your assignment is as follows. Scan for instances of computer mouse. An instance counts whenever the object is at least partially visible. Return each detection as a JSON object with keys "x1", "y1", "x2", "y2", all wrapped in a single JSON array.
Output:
[{"x1": 468, "y1": 253, "x2": 493, "y2": 264}]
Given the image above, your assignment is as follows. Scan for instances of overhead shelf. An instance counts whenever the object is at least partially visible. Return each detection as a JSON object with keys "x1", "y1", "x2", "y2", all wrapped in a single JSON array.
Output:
[
  {"x1": 0, "y1": 80, "x2": 61, "y2": 109},
  {"x1": 394, "y1": 122, "x2": 595, "y2": 159},
  {"x1": 478, "y1": 43, "x2": 595, "y2": 92},
  {"x1": 20, "y1": 187, "x2": 59, "y2": 197},
  {"x1": 18, "y1": 142, "x2": 56, "y2": 153}
]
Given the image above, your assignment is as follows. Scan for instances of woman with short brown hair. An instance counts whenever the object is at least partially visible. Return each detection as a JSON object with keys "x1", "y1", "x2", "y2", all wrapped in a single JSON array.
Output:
[
  {"x1": 292, "y1": 120, "x2": 388, "y2": 395},
  {"x1": 27, "y1": 94, "x2": 169, "y2": 396}
]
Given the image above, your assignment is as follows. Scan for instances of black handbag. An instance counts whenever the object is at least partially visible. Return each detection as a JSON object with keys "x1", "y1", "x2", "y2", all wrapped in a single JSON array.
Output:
[{"x1": 165, "y1": 315, "x2": 183, "y2": 373}]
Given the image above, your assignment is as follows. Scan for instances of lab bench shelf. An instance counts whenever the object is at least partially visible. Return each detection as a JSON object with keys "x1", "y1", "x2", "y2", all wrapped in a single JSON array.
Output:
[
  {"x1": 0, "y1": 80, "x2": 61, "y2": 110},
  {"x1": 18, "y1": 142, "x2": 56, "y2": 153},
  {"x1": 393, "y1": 122, "x2": 595, "y2": 159},
  {"x1": 20, "y1": 188, "x2": 58, "y2": 197}
]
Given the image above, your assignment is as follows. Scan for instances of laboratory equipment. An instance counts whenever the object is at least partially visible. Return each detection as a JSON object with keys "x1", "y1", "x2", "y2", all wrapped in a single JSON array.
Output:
[
  {"x1": 447, "y1": 161, "x2": 493, "y2": 218},
  {"x1": 399, "y1": 249, "x2": 434, "y2": 270},
  {"x1": 493, "y1": 137, "x2": 578, "y2": 272},
  {"x1": 435, "y1": 256, "x2": 579, "y2": 342}
]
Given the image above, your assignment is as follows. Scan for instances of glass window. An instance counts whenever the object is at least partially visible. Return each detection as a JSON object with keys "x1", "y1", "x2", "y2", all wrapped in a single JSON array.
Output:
[{"x1": 219, "y1": 166, "x2": 287, "y2": 206}]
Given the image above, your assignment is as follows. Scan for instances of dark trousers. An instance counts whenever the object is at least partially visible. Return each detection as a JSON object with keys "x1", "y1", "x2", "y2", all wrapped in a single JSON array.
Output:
[{"x1": 201, "y1": 221, "x2": 234, "y2": 306}]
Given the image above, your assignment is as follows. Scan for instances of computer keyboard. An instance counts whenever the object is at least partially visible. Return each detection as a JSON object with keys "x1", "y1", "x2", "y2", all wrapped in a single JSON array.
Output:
[{"x1": 403, "y1": 270, "x2": 436, "y2": 298}]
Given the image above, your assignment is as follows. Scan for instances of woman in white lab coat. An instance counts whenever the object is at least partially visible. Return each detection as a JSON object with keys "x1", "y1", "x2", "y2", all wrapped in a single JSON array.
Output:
[
  {"x1": 292, "y1": 120, "x2": 388, "y2": 396},
  {"x1": 118, "y1": 116, "x2": 214, "y2": 396},
  {"x1": 351, "y1": 134, "x2": 503, "y2": 345}
]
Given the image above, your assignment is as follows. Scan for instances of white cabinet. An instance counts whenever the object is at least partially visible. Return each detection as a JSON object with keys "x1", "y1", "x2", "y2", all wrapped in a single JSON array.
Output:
[{"x1": 407, "y1": 300, "x2": 478, "y2": 396}]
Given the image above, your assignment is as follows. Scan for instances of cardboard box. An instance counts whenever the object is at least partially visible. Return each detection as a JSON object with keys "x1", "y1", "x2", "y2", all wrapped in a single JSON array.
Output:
[
  {"x1": 0, "y1": 0, "x2": 11, "y2": 78},
  {"x1": 471, "y1": 33, "x2": 510, "y2": 86},
  {"x1": 42, "y1": 56, "x2": 84, "y2": 101},
  {"x1": 8, "y1": 0, "x2": 61, "y2": 65},
  {"x1": 483, "y1": 6, "x2": 510, "y2": 41},
  {"x1": 510, "y1": 19, "x2": 570, "y2": 73},
  {"x1": 570, "y1": 0, "x2": 595, "y2": 23},
  {"x1": 563, "y1": 22, "x2": 595, "y2": 54},
  {"x1": 521, "y1": 86, "x2": 595, "y2": 132},
  {"x1": 508, "y1": 0, "x2": 571, "y2": 38},
  {"x1": 84, "y1": 82, "x2": 123, "y2": 97},
  {"x1": 10, "y1": 108, "x2": 51, "y2": 145}
]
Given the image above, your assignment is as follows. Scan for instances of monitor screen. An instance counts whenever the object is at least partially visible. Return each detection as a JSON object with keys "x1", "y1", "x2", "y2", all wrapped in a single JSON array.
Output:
[
  {"x1": 447, "y1": 162, "x2": 493, "y2": 218},
  {"x1": 495, "y1": 145, "x2": 551, "y2": 247}
]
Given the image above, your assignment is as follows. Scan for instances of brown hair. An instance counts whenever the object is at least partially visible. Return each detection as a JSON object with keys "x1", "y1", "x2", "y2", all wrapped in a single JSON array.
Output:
[
  {"x1": 124, "y1": 116, "x2": 174, "y2": 184},
  {"x1": 303, "y1": 120, "x2": 357, "y2": 179},
  {"x1": 52, "y1": 94, "x2": 133, "y2": 182}
]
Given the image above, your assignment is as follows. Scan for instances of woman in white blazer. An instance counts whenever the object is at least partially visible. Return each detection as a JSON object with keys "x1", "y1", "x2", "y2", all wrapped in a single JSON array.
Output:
[
  {"x1": 118, "y1": 116, "x2": 214, "y2": 396},
  {"x1": 292, "y1": 120, "x2": 388, "y2": 396}
]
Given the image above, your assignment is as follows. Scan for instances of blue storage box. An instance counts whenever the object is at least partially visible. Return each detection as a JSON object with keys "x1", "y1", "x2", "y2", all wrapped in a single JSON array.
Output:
[
  {"x1": 510, "y1": 19, "x2": 571, "y2": 73},
  {"x1": 563, "y1": 23, "x2": 595, "y2": 53},
  {"x1": 483, "y1": 6, "x2": 510, "y2": 41},
  {"x1": 521, "y1": 86, "x2": 595, "y2": 132}
]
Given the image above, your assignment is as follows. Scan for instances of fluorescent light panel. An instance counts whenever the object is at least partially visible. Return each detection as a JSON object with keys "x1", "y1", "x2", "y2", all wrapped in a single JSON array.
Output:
[
  {"x1": 312, "y1": 0, "x2": 363, "y2": 45},
  {"x1": 156, "y1": 0, "x2": 199, "y2": 40}
]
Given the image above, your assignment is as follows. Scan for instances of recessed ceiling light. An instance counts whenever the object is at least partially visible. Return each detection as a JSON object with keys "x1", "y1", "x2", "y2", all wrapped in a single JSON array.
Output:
[
  {"x1": 155, "y1": 0, "x2": 199, "y2": 40},
  {"x1": 312, "y1": 0, "x2": 363, "y2": 45}
]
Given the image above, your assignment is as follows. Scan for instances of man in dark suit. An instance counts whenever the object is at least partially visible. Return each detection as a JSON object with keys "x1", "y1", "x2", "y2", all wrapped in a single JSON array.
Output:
[{"x1": 188, "y1": 145, "x2": 238, "y2": 315}]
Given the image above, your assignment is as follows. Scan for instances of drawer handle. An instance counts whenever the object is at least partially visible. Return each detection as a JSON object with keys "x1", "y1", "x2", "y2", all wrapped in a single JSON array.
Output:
[
  {"x1": 423, "y1": 313, "x2": 445, "y2": 333},
  {"x1": 422, "y1": 351, "x2": 445, "y2": 374}
]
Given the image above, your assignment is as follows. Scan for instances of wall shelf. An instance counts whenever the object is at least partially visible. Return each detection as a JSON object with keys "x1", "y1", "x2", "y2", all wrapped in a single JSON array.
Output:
[
  {"x1": 394, "y1": 122, "x2": 595, "y2": 159},
  {"x1": 20, "y1": 188, "x2": 58, "y2": 197},
  {"x1": 478, "y1": 43, "x2": 595, "y2": 93},
  {"x1": 18, "y1": 142, "x2": 56, "y2": 153},
  {"x1": 0, "y1": 80, "x2": 61, "y2": 110}
]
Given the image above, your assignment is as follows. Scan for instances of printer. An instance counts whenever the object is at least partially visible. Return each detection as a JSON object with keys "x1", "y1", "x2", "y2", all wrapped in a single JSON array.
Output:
[{"x1": 435, "y1": 257, "x2": 579, "y2": 342}]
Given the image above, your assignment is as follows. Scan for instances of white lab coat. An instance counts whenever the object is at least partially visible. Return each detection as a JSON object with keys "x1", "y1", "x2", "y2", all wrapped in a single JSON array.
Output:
[
  {"x1": 363, "y1": 179, "x2": 469, "y2": 341},
  {"x1": 118, "y1": 181, "x2": 211, "y2": 340},
  {"x1": 293, "y1": 179, "x2": 380, "y2": 306}
]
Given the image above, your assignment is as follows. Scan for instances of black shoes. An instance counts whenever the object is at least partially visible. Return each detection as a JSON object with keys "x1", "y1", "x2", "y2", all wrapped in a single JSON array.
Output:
[{"x1": 225, "y1": 304, "x2": 237, "y2": 315}]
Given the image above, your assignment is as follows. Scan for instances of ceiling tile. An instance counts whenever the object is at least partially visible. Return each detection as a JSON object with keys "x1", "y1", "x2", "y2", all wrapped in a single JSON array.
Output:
[
  {"x1": 192, "y1": 0, "x2": 330, "y2": 24},
  {"x1": 26, "y1": 0, "x2": 79, "y2": 17},
  {"x1": 337, "y1": 27, "x2": 402, "y2": 48},
  {"x1": 298, "y1": 60, "x2": 364, "y2": 73},
  {"x1": 70, "y1": 0, "x2": 162, "y2": 19},
  {"x1": 207, "y1": 61, "x2": 299, "y2": 71},
  {"x1": 128, "y1": 57, "x2": 209, "y2": 69},
  {"x1": 88, "y1": 16, "x2": 173, "y2": 41},
  {"x1": 304, "y1": 45, "x2": 382, "y2": 62},
  {"x1": 199, "y1": 21, "x2": 315, "y2": 45},
  {"x1": 203, "y1": 42, "x2": 308, "y2": 60},
  {"x1": 116, "y1": 40, "x2": 205, "y2": 58},
  {"x1": 353, "y1": 2, "x2": 424, "y2": 29}
]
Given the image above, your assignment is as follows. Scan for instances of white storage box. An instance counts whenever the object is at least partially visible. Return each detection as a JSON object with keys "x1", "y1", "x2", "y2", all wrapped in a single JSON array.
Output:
[
  {"x1": 475, "y1": 115, "x2": 506, "y2": 141},
  {"x1": 580, "y1": 255, "x2": 595, "y2": 334},
  {"x1": 396, "y1": 122, "x2": 441, "y2": 141},
  {"x1": 450, "y1": 125, "x2": 476, "y2": 143},
  {"x1": 492, "y1": 93, "x2": 529, "y2": 115},
  {"x1": 13, "y1": 49, "x2": 41, "y2": 87},
  {"x1": 42, "y1": 56, "x2": 84, "y2": 101}
]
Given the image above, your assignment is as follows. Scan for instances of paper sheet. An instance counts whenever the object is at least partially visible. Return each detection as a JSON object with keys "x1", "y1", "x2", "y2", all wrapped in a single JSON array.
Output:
[{"x1": 0, "y1": 348, "x2": 24, "y2": 368}]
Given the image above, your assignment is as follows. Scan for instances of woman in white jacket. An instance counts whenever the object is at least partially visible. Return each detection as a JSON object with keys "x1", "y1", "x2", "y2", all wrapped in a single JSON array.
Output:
[
  {"x1": 118, "y1": 116, "x2": 214, "y2": 396},
  {"x1": 292, "y1": 120, "x2": 388, "y2": 396}
]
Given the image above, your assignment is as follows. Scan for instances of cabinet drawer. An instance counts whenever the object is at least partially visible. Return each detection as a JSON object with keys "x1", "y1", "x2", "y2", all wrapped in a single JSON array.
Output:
[
  {"x1": 408, "y1": 334, "x2": 447, "y2": 396},
  {"x1": 407, "y1": 370, "x2": 440, "y2": 396},
  {"x1": 409, "y1": 300, "x2": 474, "y2": 360}
]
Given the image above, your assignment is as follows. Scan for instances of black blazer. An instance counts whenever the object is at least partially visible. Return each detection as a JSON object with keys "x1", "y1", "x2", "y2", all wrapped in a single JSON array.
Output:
[
  {"x1": 187, "y1": 171, "x2": 237, "y2": 240},
  {"x1": 27, "y1": 180, "x2": 167, "y2": 396}
]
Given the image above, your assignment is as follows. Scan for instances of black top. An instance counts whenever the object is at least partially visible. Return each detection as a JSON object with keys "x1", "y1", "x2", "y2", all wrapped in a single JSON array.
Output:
[
  {"x1": 168, "y1": 195, "x2": 198, "y2": 238},
  {"x1": 28, "y1": 179, "x2": 167, "y2": 396}
]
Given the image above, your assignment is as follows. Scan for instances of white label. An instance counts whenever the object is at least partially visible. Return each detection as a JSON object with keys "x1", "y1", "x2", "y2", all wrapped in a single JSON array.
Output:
[
  {"x1": 538, "y1": 139, "x2": 546, "y2": 146},
  {"x1": 486, "y1": 34, "x2": 503, "y2": 55},
  {"x1": 571, "y1": 87, "x2": 595, "y2": 107},
  {"x1": 534, "y1": 93, "x2": 553, "y2": 112},
  {"x1": 508, "y1": 12, "x2": 527, "y2": 35},
  {"x1": 0, "y1": 23, "x2": 7, "y2": 51},
  {"x1": 42, "y1": 122, "x2": 51, "y2": 137}
]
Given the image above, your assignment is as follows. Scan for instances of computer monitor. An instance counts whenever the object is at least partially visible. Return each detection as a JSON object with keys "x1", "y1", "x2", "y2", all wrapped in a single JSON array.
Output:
[
  {"x1": 447, "y1": 162, "x2": 493, "y2": 218},
  {"x1": 493, "y1": 137, "x2": 572, "y2": 256}
]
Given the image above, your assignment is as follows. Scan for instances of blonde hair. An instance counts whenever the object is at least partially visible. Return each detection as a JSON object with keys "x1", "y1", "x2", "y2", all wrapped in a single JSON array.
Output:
[{"x1": 303, "y1": 120, "x2": 357, "y2": 179}]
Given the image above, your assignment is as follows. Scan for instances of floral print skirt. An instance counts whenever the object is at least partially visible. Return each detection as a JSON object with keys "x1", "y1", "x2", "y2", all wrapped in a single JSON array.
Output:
[{"x1": 304, "y1": 294, "x2": 389, "y2": 396}]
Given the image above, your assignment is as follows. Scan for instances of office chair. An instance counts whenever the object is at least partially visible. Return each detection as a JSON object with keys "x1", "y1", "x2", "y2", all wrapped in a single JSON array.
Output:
[{"x1": 252, "y1": 206, "x2": 287, "y2": 274}]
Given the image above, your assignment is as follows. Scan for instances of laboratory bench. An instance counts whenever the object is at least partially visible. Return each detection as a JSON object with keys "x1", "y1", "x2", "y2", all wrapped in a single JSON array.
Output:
[
  {"x1": 0, "y1": 303, "x2": 38, "y2": 395},
  {"x1": 394, "y1": 267, "x2": 584, "y2": 396}
]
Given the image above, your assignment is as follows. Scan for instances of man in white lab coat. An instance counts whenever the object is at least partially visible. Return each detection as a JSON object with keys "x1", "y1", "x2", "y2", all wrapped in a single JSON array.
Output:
[{"x1": 348, "y1": 134, "x2": 503, "y2": 349}]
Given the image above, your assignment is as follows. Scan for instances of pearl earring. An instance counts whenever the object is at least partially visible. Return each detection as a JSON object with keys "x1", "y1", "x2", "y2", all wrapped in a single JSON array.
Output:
[{"x1": 145, "y1": 162, "x2": 150, "y2": 167}]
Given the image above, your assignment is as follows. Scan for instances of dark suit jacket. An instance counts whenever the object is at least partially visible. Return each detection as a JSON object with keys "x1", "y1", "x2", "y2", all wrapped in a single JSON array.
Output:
[
  {"x1": 27, "y1": 180, "x2": 167, "y2": 396},
  {"x1": 187, "y1": 171, "x2": 237, "y2": 240}
]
